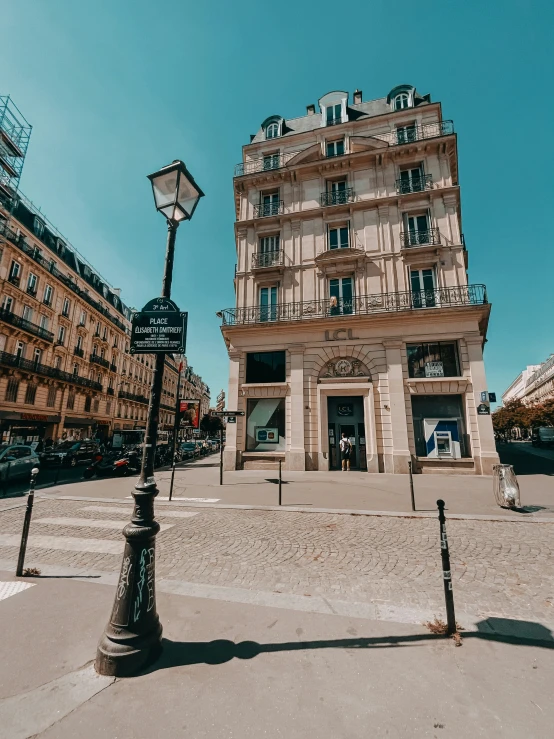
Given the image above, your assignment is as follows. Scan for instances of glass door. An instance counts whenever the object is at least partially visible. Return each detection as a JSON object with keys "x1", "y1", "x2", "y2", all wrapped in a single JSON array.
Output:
[
  {"x1": 329, "y1": 180, "x2": 347, "y2": 205},
  {"x1": 339, "y1": 424, "x2": 357, "y2": 468},
  {"x1": 329, "y1": 277, "x2": 353, "y2": 315},
  {"x1": 259, "y1": 286, "x2": 277, "y2": 322},
  {"x1": 400, "y1": 167, "x2": 423, "y2": 194},
  {"x1": 411, "y1": 269, "x2": 436, "y2": 308},
  {"x1": 261, "y1": 192, "x2": 279, "y2": 217},
  {"x1": 407, "y1": 214, "x2": 429, "y2": 245}
]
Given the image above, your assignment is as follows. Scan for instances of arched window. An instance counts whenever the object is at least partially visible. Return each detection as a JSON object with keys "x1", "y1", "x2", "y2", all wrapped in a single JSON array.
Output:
[
  {"x1": 266, "y1": 122, "x2": 280, "y2": 139},
  {"x1": 394, "y1": 93, "x2": 410, "y2": 110}
]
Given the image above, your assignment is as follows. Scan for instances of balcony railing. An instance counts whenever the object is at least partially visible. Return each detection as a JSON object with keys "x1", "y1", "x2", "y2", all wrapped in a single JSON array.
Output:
[
  {"x1": 233, "y1": 121, "x2": 455, "y2": 177},
  {"x1": 118, "y1": 390, "x2": 149, "y2": 405},
  {"x1": 90, "y1": 353, "x2": 110, "y2": 369},
  {"x1": 0, "y1": 307, "x2": 54, "y2": 342},
  {"x1": 110, "y1": 362, "x2": 117, "y2": 373},
  {"x1": 7, "y1": 273, "x2": 20, "y2": 287},
  {"x1": 253, "y1": 201, "x2": 284, "y2": 218},
  {"x1": 326, "y1": 117, "x2": 343, "y2": 127},
  {"x1": 400, "y1": 228, "x2": 441, "y2": 248},
  {"x1": 320, "y1": 188, "x2": 354, "y2": 207},
  {"x1": 252, "y1": 250, "x2": 285, "y2": 269},
  {"x1": 219, "y1": 284, "x2": 487, "y2": 326},
  {"x1": 396, "y1": 174, "x2": 433, "y2": 195},
  {"x1": 0, "y1": 350, "x2": 103, "y2": 390},
  {"x1": 73, "y1": 346, "x2": 84, "y2": 358},
  {"x1": 26, "y1": 286, "x2": 37, "y2": 298},
  {"x1": 0, "y1": 220, "x2": 128, "y2": 333},
  {"x1": 107, "y1": 387, "x2": 115, "y2": 396}
]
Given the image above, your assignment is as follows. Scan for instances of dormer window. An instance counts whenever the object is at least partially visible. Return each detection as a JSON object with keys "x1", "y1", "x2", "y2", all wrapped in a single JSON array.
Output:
[
  {"x1": 394, "y1": 93, "x2": 410, "y2": 110},
  {"x1": 318, "y1": 91, "x2": 348, "y2": 128},
  {"x1": 266, "y1": 122, "x2": 279, "y2": 140},
  {"x1": 261, "y1": 116, "x2": 283, "y2": 141},
  {"x1": 33, "y1": 217, "x2": 45, "y2": 238},
  {"x1": 326, "y1": 104, "x2": 342, "y2": 126}
]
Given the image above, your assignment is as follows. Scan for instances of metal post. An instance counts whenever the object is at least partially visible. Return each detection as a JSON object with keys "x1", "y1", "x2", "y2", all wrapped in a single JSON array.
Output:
[
  {"x1": 16, "y1": 468, "x2": 39, "y2": 577},
  {"x1": 278, "y1": 458, "x2": 282, "y2": 506},
  {"x1": 437, "y1": 499, "x2": 456, "y2": 635},
  {"x1": 219, "y1": 426, "x2": 223, "y2": 485},
  {"x1": 96, "y1": 220, "x2": 178, "y2": 677},
  {"x1": 168, "y1": 364, "x2": 182, "y2": 502},
  {"x1": 54, "y1": 455, "x2": 61, "y2": 486},
  {"x1": 408, "y1": 460, "x2": 416, "y2": 512}
]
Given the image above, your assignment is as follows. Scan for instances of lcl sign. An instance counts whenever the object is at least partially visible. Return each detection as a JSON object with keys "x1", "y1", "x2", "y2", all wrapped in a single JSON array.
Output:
[{"x1": 324, "y1": 328, "x2": 359, "y2": 341}]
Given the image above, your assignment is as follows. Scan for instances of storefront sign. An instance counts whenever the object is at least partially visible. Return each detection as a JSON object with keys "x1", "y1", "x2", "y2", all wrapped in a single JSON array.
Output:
[
  {"x1": 130, "y1": 297, "x2": 187, "y2": 354},
  {"x1": 0, "y1": 411, "x2": 60, "y2": 423},
  {"x1": 477, "y1": 403, "x2": 490, "y2": 415},
  {"x1": 324, "y1": 328, "x2": 359, "y2": 342},
  {"x1": 21, "y1": 413, "x2": 50, "y2": 422},
  {"x1": 255, "y1": 427, "x2": 279, "y2": 443},
  {"x1": 337, "y1": 404, "x2": 353, "y2": 416},
  {"x1": 425, "y1": 362, "x2": 444, "y2": 378}
]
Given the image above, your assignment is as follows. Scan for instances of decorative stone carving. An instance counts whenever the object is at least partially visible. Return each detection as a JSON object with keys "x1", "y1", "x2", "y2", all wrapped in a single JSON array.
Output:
[{"x1": 320, "y1": 358, "x2": 370, "y2": 379}]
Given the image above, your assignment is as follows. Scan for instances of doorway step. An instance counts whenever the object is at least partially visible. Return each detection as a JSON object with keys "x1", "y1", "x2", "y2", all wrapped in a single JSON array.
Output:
[
  {"x1": 416, "y1": 458, "x2": 475, "y2": 475},
  {"x1": 241, "y1": 453, "x2": 284, "y2": 470}
]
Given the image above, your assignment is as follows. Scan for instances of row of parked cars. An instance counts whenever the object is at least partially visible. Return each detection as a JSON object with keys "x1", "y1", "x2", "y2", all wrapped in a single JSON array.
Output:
[{"x1": 178, "y1": 438, "x2": 219, "y2": 461}]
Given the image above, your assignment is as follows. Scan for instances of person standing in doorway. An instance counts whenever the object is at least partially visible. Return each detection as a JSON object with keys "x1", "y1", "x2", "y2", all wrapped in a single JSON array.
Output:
[{"x1": 340, "y1": 432, "x2": 352, "y2": 471}]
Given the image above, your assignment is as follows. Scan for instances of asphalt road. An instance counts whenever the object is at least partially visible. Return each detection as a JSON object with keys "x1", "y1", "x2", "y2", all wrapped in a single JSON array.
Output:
[{"x1": 497, "y1": 442, "x2": 554, "y2": 476}]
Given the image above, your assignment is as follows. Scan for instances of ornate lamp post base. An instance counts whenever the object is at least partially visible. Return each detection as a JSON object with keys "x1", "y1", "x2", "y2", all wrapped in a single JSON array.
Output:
[{"x1": 95, "y1": 483, "x2": 163, "y2": 677}]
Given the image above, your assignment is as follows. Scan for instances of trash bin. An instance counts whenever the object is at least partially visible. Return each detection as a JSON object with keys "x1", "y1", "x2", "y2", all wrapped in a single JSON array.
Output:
[{"x1": 493, "y1": 464, "x2": 521, "y2": 508}]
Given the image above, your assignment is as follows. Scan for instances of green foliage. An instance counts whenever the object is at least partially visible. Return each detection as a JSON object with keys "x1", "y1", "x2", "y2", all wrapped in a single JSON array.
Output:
[
  {"x1": 200, "y1": 414, "x2": 223, "y2": 434},
  {"x1": 492, "y1": 398, "x2": 554, "y2": 432}
]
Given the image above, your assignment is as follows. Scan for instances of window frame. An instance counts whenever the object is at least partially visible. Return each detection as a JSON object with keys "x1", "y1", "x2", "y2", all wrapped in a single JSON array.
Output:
[
  {"x1": 328, "y1": 223, "x2": 350, "y2": 250},
  {"x1": 265, "y1": 122, "x2": 280, "y2": 140},
  {"x1": 245, "y1": 351, "x2": 286, "y2": 384},
  {"x1": 326, "y1": 139, "x2": 345, "y2": 158},
  {"x1": 406, "y1": 341, "x2": 461, "y2": 379},
  {"x1": 394, "y1": 93, "x2": 410, "y2": 110}
]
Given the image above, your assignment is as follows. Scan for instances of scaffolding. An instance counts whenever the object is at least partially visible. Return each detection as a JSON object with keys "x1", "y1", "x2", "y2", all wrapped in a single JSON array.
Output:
[{"x1": 0, "y1": 95, "x2": 32, "y2": 193}]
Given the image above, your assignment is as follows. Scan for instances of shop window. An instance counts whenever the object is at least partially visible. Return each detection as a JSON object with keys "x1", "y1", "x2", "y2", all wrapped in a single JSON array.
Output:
[
  {"x1": 246, "y1": 351, "x2": 286, "y2": 383},
  {"x1": 46, "y1": 387, "x2": 57, "y2": 408},
  {"x1": 24, "y1": 384, "x2": 37, "y2": 405},
  {"x1": 406, "y1": 342, "x2": 460, "y2": 379},
  {"x1": 5, "y1": 378, "x2": 19, "y2": 402},
  {"x1": 246, "y1": 397, "x2": 285, "y2": 451}
]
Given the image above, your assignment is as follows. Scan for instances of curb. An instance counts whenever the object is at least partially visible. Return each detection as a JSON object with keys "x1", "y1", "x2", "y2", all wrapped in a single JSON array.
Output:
[{"x1": 35, "y1": 494, "x2": 554, "y2": 523}]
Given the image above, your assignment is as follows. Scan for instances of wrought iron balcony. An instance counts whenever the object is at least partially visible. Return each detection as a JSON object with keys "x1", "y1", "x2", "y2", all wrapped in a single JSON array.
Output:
[
  {"x1": 326, "y1": 117, "x2": 343, "y2": 127},
  {"x1": 253, "y1": 201, "x2": 284, "y2": 218},
  {"x1": 26, "y1": 286, "x2": 37, "y2": 298},
  {"x1": 43, "y1": 298, "x2": 52, "y2": 307},
  {"x1": 219, "y1": 284, "x2": 487, "y2": 326},
  {"x1": 107, "y1": 387, "x2": 115, "y2": 396},
  {"x1": 90, "y1": 353, "x2": 110, "y2": 369},
  {"x1": 7, "y1": 273, "x2": 20, "y2": 287},
  {"x1": 400, "y1": 228, "x2": 441, "y2": 248},
  {"x1": 73, "y1": 346, "x2": 84, "y2": 358},
  {"x1": 0, "y1": 307, "x2": 54, "y2": 342},
  {"x1": 252, "y1": 250, "x2": 285, "y2": 269},
  {"x1": 0, "y1": 350, "x2": 103, "y2": 390},
  {"x1": 110, "y1": 362, "x2": 117, "y2": 373},
  {"x1": 320, "y1": 188, "x2": 354, "y2": 207},
  {"x1": 396, "y1": 174, "x2": 433, "y2": 195},
  {"x1": 118, "y1": 390, "x2": 149, "y2": 405},
  {"x1": 234, "y1": 153, "x2": 298, "y2": 177}
]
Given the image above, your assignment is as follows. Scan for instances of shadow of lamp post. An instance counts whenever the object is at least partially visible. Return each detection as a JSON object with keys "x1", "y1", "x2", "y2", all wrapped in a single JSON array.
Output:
[{"x1": 95, "y1": 160, "x2": 204, "y2": 677}]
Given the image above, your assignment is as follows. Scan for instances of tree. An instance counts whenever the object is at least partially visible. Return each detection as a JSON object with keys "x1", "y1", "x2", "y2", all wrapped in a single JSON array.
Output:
[{"x1": 200, "y1": 414, "x2": 223, "y2": 436}]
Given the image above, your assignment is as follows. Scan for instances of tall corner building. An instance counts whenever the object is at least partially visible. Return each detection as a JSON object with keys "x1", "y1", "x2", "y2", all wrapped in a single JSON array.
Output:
[{"x1": 219, "y1": 85, "x2": 498, "y2": 475}]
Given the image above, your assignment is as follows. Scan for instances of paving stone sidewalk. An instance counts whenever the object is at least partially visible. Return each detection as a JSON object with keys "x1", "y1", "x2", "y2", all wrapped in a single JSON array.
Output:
[{"x1": 1, "y1": 498, "x2": 553, "y2": 626}]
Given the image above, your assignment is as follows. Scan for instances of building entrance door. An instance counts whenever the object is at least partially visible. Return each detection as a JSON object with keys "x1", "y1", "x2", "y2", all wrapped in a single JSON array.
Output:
[{"x1": 327, "y1": 396, "x2": 366, "y2": 470}]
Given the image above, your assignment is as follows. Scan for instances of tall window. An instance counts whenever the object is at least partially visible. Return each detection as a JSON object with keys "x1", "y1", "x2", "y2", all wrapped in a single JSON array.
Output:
[
  {"x1": 57, "y1": 325, "x2": 66, "y2": 345},
  {"x1": 266, "y1": 122, "x2": 280, "y2": 139},
  {"x1": 259, "y1": 191, "x2": 280, "y2": 217},
  {"x1": 399, "y1": 166, "x2": 425, "y2": 194},
  {"x1": 33, "y1": 216, "x2": 45, "y2": 237},
  {"x1": 27, "y1": 273, "x2": 38, "y2": 294},
  {"x1": 76, "y1": 335, "x2": 83, "y2": 351},
  {"x1": 9, "y1": 260, "x2": 21, "y2": 281},
  {"x1": 259, "y1": 286, "x2": 278, "y2": 322},
  {"x1": 407, "y1": 342, "x2": 460, "y2": 379},
  {"x1": 72, "y1": 363, "x2": 79, "y2": 376},
  {"x1": 263, "y1": 153, "x2": 280, "y2": 171},
  {"x1": 394, "y1": 92, "x2": 410, "y2": 110},
  {"x1": 43, "y1": 284, "x2": 53, "y2": 306},
  {"x1": 33, "y1": 348, "x2": 42, "y2": 365},
  {"x1": 62, "y1": 297, "x2": 70, "y2": 317},
  {"x1": 396, "y1": 124, "x2": 417, "y2": 145},
  {"x1": 326, "y1": 140, "x2": 345, "y2": 158},
  {"x1": 1, "y1": 295, "x2": 13, "y2": 312},
  {"x1": 329, "y1": 277, "x2": 353, "y2": 315},
  {"x1": 79, "y1": 310, "x2": 87, "y2": 326},
  {"x1": 5, "y1": 378, "x2": 19, "y2": 402},
  {"x1": 54, "y1": 355, "x2": 62, "y2": 370},
  {"x1": 329, "y1": 225, "x2": 349, "y2": 250},
  {"x1": 39, "y1": 314, "x2": 49, "y2": 331},
  {"x1": 24, "y1": 383, "x2": 37, "y2": 405},
  {"x1": 67, "y1": 391, "x2": 76, "y2": 410},
  {"x1": 22, "y1": 305, "x2": 33, "y2": 322},
  {"x1": 404, "y1": 213, "x2": 431, "y2": 246},
  {"x1": 326, "y1": 180, "x2": 348, "y2": 205},
  {"x1": 47, "y1": 387, "x2": 57, "y2": 408},
  {"x1": 326, "y1": 103, "x2": 342, "y2": 125},
  {"x1": 410, "y1": 268, "x2": 436, "y2": 308},
  {"x1": 246, "y1": 351, "x2": 286, "y2": 383},
  {"x1": 15, "y1": 341, "x2": 25, "y2": 359}
]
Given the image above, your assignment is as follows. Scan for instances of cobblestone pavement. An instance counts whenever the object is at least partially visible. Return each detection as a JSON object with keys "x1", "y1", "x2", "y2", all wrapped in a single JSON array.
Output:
[{"x1": 1, "y1": 498, "x2": 553, "y2": 625}]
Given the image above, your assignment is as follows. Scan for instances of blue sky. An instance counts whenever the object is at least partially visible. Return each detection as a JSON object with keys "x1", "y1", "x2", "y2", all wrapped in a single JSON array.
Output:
[{"x1": 2, "y1": 0, "x2": 553, "y2": 404}]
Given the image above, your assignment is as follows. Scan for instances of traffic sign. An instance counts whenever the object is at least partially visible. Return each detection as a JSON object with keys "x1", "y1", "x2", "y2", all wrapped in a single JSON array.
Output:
[
  {"x1": 227, "y1": 417, "x2": 236, "y2": 424},
  {"x1": 212, "y1": 410, "x2": 245, "y2": 417},
  {"x1": 130, "y1": 297, "x2": 187, "y2": 354}
]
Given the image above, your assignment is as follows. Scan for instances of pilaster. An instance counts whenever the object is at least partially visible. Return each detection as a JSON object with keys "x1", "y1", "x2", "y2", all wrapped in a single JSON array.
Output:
[
  {"x1": 383, "y1": 339, "x2": 410, "y2": 474},
  {"x1": 288, "y1": 345, "x2": 306, "y2": 470}
]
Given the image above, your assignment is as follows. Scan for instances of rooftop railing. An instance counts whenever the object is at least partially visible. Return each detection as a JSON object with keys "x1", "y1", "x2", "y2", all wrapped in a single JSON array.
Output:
[{"x1": 219, "y1": 284, "x2": 487, "y2": 326}]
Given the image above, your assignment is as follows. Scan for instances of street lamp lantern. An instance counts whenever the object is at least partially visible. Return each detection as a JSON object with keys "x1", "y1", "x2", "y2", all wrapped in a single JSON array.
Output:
[{"x1": 147, "y1": 160, "x2": 204, "y2": 223}]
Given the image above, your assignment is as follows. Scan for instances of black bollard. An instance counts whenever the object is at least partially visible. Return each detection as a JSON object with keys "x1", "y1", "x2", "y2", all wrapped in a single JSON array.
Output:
[
  {"x1": 408, "y1": 460, "x2": 416, "y2": 512},
  {"x1": 278, "y1": 459, "x2": 282, "y2": 506},
  {"x1": 16, "y1": 467, "x2": 40, "y2": 577},
  {"x1": 219, "y1": 426, "x2": 223, "y2": 486},
  {"x1": 437, "y1": 499, "x2": 456, "y2": 635}
]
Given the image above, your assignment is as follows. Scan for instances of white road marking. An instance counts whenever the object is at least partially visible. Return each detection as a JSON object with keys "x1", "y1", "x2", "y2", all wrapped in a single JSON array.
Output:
[
  {"x1": 0, "y1": 534, "x2": 122, "y2": 554},
  {"x1": 83, "y1": 506, "x2": 199, "y2": 519},
  {"x1": 126, "y1": 496, "x2": 220, "y2": 502},
  {"x1": 0, "y1": 581, "x2": 35, "y2": 601},
  {"x1": 35, "y1": 517, "x2": 174, "y2": 531}
]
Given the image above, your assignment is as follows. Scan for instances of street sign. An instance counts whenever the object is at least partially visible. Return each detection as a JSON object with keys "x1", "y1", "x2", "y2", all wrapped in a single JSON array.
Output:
[
  {"x1": 480, "y1": 391, "x2": 488, "y2": 402},
  {"x1": 130, "y1": 297, "x2": 187, "y2": 354},
  {"x1": 212, "y1": 410, "x2": 245, "y2": 417},
  {"x1": 489, "y1": 392, "x2": 497, "y2": 403},
  {"x1": 477, "y1": 403, "x2": 490, "y2": 415},
  {"x1": 227, "y1": 417, "x2": 236, "y2": 424}
]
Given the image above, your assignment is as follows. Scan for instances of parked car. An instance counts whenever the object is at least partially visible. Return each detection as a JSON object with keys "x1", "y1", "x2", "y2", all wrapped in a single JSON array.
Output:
[
  {"x1": 531, "y1": 427, "x2": 554, "y2": 448},
  {"x1": 0, "y1": 444, "x2": 41, "y2": 481},
  {"x1": 42, "y1": 440, "x2": 100, "y2": 467},
  {"x1": 180, "y1": 442, "x2": 200, "y2": 460}
]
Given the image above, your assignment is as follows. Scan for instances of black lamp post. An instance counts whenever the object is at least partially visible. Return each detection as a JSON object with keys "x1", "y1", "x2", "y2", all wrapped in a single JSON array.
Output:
[{"x1": 95, "y1": 160, "x2": 204, "y2": 677}]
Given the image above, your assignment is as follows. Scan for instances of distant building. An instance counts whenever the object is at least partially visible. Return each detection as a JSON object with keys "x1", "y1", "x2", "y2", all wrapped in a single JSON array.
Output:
[{"x1": 502, "y1": 357, "x2": 554, "y2": 406}]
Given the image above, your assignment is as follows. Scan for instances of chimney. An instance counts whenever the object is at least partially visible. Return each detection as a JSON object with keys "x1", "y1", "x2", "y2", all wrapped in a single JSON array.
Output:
[
  {"x1": 306, "y1": 104, "x2": 315, "y2": 116},
  {"x1": 353, "y1": 89, "x2": 362, "y2": 105}
]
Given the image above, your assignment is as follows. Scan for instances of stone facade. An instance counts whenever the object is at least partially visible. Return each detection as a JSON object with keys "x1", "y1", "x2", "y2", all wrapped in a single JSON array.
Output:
[{"x1": 220, "y1": 85, "x2": 498, "y2": 475}]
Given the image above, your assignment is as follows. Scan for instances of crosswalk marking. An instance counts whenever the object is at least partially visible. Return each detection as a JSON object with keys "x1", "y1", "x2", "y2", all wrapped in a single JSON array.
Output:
[
  {"x1": 34, "y1": 517, "x2": 174, "y2": 531},
  {"x1": 0, "y1": 534, "x2": 122, "y2": 554},
  {"x1": 126, "y1": 496, "x2": 220, "y2": 503},
  {"x1": 83, "y1": 506, "x2": 199, "y2": 519},
  {"x1": 0, "y1": 581, "x2": 35, "y2": 601}
]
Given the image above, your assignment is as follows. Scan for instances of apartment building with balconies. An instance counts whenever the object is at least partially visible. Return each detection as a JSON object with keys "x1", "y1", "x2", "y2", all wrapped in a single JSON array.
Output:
[{"x1": 220, "y1": 84, "x2": 498, "y2": 475}]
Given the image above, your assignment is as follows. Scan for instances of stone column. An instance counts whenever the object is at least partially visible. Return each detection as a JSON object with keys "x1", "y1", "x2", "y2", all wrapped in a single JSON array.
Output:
[
  {"x1": 223, "y1": 350, "x2": 241, "y2": 471},
  {"x1": 288, "y1": 345, "x2": 306, "y2": 470},
  {"x1": 383, "y1": 340, "x2": 410, "y2": 474},
  {"x1": 465, "y1": 336, "x2": 499, "y2": 475}
]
